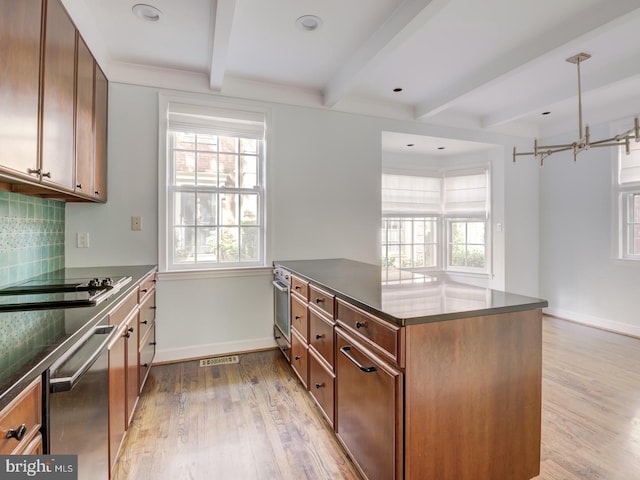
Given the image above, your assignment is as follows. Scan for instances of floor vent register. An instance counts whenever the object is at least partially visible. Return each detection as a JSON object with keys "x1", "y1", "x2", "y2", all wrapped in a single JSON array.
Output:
[{"x1": 199, "y1": 355, "x2": 240, "y2": 367}]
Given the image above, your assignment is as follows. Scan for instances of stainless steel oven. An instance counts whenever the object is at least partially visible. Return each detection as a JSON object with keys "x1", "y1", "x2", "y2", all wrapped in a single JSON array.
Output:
[
  {"x1": 47, "y1": 320, "x2": 114, "y2": 480},
  {"x1": 273, "y1": 267, "x2": 291, "y2": 360}
]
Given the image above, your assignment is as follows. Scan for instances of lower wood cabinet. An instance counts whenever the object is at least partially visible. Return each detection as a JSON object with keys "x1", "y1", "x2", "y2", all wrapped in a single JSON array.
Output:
[
  {"x1": 108, "y1": 324, "x2": 127, "y2": 468},
  {"x1": 308, "y1": 349, "x2": 335, "y2": 426},
  {"x1": 335, "y1": 328, "x2": 404, "y2": 480},
  {"x1": 0, "y1": 377, "x2": 42, "y2": 455},
  {"x1": 290, "y1": 329, "x2": 308, "y2": 388}
]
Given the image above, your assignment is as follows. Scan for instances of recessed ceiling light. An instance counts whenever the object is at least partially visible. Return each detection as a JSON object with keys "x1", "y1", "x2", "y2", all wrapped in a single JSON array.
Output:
[
  {"x1": 406, "y1": 143, "x2": 414, "y2": 147},
  {"x1": 296, "y1": 15, "x2": 322, "y2": 31},
  {"x1": 541, "y1": 111, "x2": 551, "y2": 115},
  {"x1": 132, "y1": 3, "x2": 162, "y2": 22},
  {"x1": 393, "y1": 87, "x2": 403, "y2": 93},
  {"x1": 437, "y1": 147, "x2": 445, "y2": 150}
]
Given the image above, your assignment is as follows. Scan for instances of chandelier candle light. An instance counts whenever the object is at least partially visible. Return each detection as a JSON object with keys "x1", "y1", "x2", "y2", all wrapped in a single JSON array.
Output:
[{"x1": 513, "y1": 53, "x2": 640, "y2": 166}]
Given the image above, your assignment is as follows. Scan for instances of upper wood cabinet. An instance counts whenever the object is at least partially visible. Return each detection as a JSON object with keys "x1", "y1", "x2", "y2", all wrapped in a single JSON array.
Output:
[
  {"x1": 0, "y1": 0, "x2": 42, "y2": 178},
  {"x1": 74, "y1": 34, "x2": 95, "y2": 197},
  {"x1": 0, "y1": 0, "x2": 108, "y2": 202},
  {"x1": 40, "y1": 0, "x2": 76, "y2": 191},
  {"x1": 93, "y1": 65, "x2": 108, "y2": 202}
]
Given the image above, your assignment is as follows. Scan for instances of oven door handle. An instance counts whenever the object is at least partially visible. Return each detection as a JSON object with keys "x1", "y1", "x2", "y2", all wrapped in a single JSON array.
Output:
[
  {"x1": 272, "y1": 281, "x2": 289, "y2": 292},
  {"x1": 49, "y1": 325, "x2": 115, "y2": 393}
]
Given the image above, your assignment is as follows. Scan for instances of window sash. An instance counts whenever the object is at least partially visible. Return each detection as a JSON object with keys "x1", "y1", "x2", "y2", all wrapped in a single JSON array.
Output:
[{"x1": 166, "y1": 127, "x2": 265, "y2": 270}]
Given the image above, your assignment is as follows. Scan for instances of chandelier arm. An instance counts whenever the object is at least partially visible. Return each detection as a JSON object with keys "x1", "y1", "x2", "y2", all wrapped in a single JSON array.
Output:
[{"x1": 576, "y1": 56, "x2": 584, "y2": 139}]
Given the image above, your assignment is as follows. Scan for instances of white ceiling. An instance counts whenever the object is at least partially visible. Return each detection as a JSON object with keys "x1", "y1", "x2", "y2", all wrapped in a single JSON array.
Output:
[{"x1": 61, "y1": 0, "x2": 640, "y2": 154}]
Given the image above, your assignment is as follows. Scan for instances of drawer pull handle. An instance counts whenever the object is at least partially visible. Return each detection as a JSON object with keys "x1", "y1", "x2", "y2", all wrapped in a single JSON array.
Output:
[
  {"x1": 294, "y1": 285, "x2": 301, "y2": 290},
  {"x1": 149, "y1": 342, "x2": 157, "y2": 346},
  {"x1": 128, "y1": 327, "x2": 134, "y2": 333},
  {"x1": 76, "y1": 183, "x2": 82, "y2": 189},
  {"x1": 150, "y1": 306, "x2": 157, "y2": 310},
  {"x1": 141, "y1": 288, "x2": 148, "y2": 293},
  {"x1": 295, "y1": 315, "x2": 301, "y2": 320},
  {"x1": 294, "y1": 355, "x2": 301, "y2": 361},
  {"x1": 42, "y1": 171, "x2": 51, "y2": 178},
  {"x1": 141, "y1": 320, "x2": 148, "y2": 325},
  {"x1": 6, "y1": 424, "x2": 27, "y2": 441},
  {"x1": 143, "y1": 363, "x2": 149, "y2": 368},
  {"x1": 315, "y1": 298, "x2": 324, "y2": 304},
  {"x1": 315, "y1": 382, "x2": 324, "y2": 389},
  {"x1": 355, "y1": 321, "x2": 368, "y2": 329},
  {"x1": 27, "y1": 168, "x2": 41, "y2": 176},
  {"x1": 315, "y1": 334, "x2": 324, "y2": 340},
  {"x1": 340, "y1": 346, "x2": 377, "y2": 373}
]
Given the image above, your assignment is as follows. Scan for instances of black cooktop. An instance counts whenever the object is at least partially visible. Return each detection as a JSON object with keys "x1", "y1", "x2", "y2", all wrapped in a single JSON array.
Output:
[{"x1": 0, "y1": 276, "x2": 131, "y2": 312}]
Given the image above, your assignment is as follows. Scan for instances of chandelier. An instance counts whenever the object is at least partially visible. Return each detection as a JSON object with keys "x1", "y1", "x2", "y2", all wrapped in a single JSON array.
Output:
[{"x1": 513, "y1": 53, "x2": 640, "y2": 166}]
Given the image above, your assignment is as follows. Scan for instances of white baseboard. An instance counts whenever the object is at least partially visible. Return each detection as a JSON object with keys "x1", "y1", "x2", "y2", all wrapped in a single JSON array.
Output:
[
  {"x1": 155, "y1": 336, "x2": 277, "y2": 364},
  {"x1": 544, "y1": 307, "x2": 640, "y2": 339}
]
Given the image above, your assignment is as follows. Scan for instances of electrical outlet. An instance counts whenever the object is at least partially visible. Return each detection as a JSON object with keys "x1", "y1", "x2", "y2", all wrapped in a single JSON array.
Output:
[
  {"x1": 77, "y1": 232, "x2": 90, "y2": 248},
  {"x1": 131, "y1": 216, "x2": 142, "y2": 231}
]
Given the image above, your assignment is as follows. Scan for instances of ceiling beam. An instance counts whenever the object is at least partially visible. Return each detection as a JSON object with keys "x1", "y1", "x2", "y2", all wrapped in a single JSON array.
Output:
[
  {"x1": 322, "y1": 0, "x2": 451, "y2": 108},
  {"x1": 209, "y1": 0, "x2": 236, "y2": 92},
  {"x1": 415, "y1": 1, "x2": 640, "y2": 120}
]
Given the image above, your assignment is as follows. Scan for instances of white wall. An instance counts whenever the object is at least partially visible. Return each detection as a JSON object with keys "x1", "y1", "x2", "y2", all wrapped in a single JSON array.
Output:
[
  {"x1": 539, "y1": 122, "x2": 640, "y2": 336},
  {"x1": 65, "y1": 82, "x2": 541, "y2": 362}
]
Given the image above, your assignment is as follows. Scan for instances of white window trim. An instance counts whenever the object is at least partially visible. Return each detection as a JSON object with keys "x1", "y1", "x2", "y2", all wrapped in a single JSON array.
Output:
[{"x1": 158, "y1": 93, "x2": 272, "y2": 274}]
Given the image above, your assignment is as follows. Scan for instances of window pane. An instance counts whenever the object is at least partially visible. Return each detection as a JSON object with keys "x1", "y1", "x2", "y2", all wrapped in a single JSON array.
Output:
[
  {"x1": 450, "y1": 244, "x2": 466, "y2": 267},
  {"x1": 175, "y1": 132, "x2": 195, "y2": 150},
  {"x1": 197, "y1": 133, "x2": 217, "y2": 152},
  {"x1": 467, "y1": 245, "x2": 485, "y2": 268},
  {"x1": 634, "y1": 195, "x2": 640, "y2": 223},
  {"x1": 467, "y1": 222, "x2": 485, "y2": 244},
  {"x1": 240, "y1": 138, "x2": 257, "y2": 154},
  {"x1": 219, "y1": 227, "x2": 239, "y2": 262},
  {"x1": 174, "y1": 192, "x2": 195, "y2": 225},
  {"x1": 174, "y1": 227, "x2": 195, "y2": 263},
  {"x1": 240, "y1": 194, "x2": 258, "y2": 225},
  {"x1": 220, "y1": 194, "x2": 239, "y2": 225},
  {"x1": 197, "y1": 193, "x2": 217, "y2": 225},
  {"x1": 219, "y1": 154, "x2": 238, "y2": 187},
  {"x1": 174, "y1": 150, "x2": 195, "y2": 185},
  {"x1": 197, "y1": 152, "x2": 218, "y2": 186},
  {"x1": 451, "y1": 222, "x2": 466, "y2": 243},
  {"x1": 240, "y1": 155, "x2": 258, "y2": 188},
  {"x1": 413, "y1": 244, "x2": 425, "y2": 267},
  {"x1": 219, "y1": 136, "x2": 238, "y2": 153},
  {"x1": 240, "y1": 227, "x2": 260, "y2": 261},
  {"x1": 197, "y1": 227, "x2": 217, "y2": 262}
]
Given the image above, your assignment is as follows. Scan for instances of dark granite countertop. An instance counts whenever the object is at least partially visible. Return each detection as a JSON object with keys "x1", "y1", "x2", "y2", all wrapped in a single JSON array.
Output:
[
  {"x1": 275, "y1": 259, "x2": 548, "y2": 326},
  {"x1": 0, "y1": 264, "x2": 156, "y2": 411}
]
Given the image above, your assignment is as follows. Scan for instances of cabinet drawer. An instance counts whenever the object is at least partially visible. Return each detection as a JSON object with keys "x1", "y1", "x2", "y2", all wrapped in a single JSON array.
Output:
[
  {"x1": 290, "y1": 330, "x2": 308, "y2": 388},
  {"x1": 291, "y1": 294, "x2": 308, "y2": 340},
  {"x1": 309, "y1": 308, "x2": 335, "y2": 369},
  {"x1": 109, "y1": 289, "x2": 138, "y2": 327},
  {"x1": 138, "y1": 290, "x2": 156, "y2": 343},
  {"x1": 309, "y1": 285, "x2": 334, "y2": 318},
  {"x1": 309, "y1": 350, "x2": 335, "y2": 427},
  {"x1": 0, "y1": 378, "x2": 42, "y2": 454},
  {"x1": 291, "y1": 275, "x2": 309, "y2": 301},
  {"x1": 139, "y1": 272, "x2": 156, "y2": 301},
  {"x1": 336, "y1": 299, "x2": 403, "y2": 367},
  {"x1": 139, "y1": 324, "x2": 156, "y2": 393}
]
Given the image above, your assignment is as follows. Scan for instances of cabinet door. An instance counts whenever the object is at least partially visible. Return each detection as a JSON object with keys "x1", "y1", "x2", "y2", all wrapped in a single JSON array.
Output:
[
  {"x1": 108, "y1": 332, "x2": 126, "y2": 469},
  {"x1": 41, "y1": 0, "x2": 75, "y2": 190},
  {"x1": 125, "y1": 313, "x2": 139, "y2": 426},
  {"x1": 74, "y1": 34, "x2": 94, "y2": 197},
  {"x1": 336, "y1": 329, "x2": 403, "y2": 480},
  {"x1": 0, "y1": 0, "x2": 41, "y2": 177},
  {"x1": 93, "y1": 65, "x2": 108, "y2": 201}
]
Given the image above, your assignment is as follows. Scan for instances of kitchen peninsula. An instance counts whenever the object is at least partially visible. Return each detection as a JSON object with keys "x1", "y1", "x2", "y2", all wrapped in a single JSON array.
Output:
[{"x1": 274, "y1": 258, "x2": 548, "y2": 480}]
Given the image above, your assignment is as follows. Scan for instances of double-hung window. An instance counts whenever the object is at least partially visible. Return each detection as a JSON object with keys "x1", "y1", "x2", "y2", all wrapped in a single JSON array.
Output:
[
  {"x1": 381, "y1": 167, "x2": 490, "y2": 274},
  {"x1": 617, "y1": 144, "x2": 640, "y2": 259},
  {"x1": 163, "y1": 101, "x2": 267, "y2": 271}
]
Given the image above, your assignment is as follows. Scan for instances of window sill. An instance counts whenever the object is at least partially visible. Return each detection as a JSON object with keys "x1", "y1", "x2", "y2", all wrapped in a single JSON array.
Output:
[{"x1": 158, "y1": 266, "x2": 273, "y2": 282}]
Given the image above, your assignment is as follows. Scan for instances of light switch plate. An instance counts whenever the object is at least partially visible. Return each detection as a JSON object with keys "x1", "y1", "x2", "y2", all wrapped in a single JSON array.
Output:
[
  {"x1": 131, "y1": 216, "x2": 142, "y2": 231},
  {"x1": 77, "y1": 232, "x2": 90, "y2": 248}
]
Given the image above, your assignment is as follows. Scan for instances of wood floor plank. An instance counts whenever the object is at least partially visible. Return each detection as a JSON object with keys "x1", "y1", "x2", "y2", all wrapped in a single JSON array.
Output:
[{"x1": 112, "y1": 317, "x2": 640, "y2": 479}]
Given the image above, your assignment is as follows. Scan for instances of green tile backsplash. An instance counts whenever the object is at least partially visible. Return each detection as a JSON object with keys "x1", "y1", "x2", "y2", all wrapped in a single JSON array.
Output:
[
  {"x1": 0, "y1": 190, "x2": 66, "y2": 388},
  {"x1": 0, "y1": 190, "x2": 65, "y2": 288}
]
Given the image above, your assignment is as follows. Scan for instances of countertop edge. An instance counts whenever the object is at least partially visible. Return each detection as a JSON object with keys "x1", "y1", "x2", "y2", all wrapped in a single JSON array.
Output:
[{"x1": 0, "y1": 265, "x2": 157, "y2": 411}]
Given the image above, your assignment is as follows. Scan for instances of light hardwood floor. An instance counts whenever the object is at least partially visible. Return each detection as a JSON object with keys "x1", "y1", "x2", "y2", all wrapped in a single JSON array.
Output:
[{"x1": 112, "y1": 317, "x2": 640, "y2": 479}]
